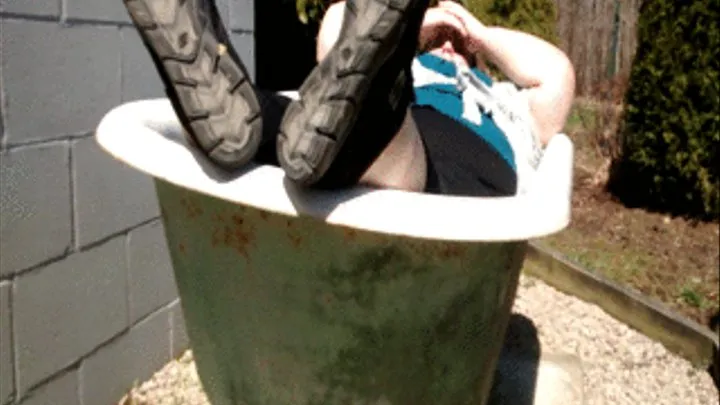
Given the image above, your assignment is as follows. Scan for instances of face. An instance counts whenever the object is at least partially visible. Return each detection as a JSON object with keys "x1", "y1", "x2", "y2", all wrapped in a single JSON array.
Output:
[
  {"x1": 428, "y1": 40, "x2": 471, "y2": 68},
  {"x1": 420, "y1": 14, "x2": 473, "y2": 68}
]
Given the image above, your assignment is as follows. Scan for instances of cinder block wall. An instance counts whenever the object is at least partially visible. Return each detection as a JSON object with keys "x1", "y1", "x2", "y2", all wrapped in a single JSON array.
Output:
[{"x1": 0, "y1": 1, "x2": 255, "y2": 404}]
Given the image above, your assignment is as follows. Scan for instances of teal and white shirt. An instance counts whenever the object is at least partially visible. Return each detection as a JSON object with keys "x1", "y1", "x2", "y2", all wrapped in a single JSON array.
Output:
[{"x1": 411, "y1": 52, "x2": 543, "y2": 194}]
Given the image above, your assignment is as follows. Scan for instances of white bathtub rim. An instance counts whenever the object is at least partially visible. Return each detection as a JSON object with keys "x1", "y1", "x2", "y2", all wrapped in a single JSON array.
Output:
[{"x1": 96, "y1": 98, "x2": 573, "y2": 242}]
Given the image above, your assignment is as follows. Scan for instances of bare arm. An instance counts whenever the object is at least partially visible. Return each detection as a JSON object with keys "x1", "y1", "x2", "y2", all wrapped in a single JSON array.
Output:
[
  {"x1": 439, "y1": 2, "x2": 575, "y2": 144},
  {"x1": 318, "y1": 2, "x2": 469, "y2": 63},
  {"x1": 477, "y1": 26, "x2": 576, "y2": 144}
]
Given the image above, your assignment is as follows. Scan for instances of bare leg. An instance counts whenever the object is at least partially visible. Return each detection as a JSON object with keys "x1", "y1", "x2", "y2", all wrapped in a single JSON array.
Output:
[
  {"x1": 315, "y1": 1, "x2": 428, "y2": 192},
  {"x1": 361, "y1": 109, "x2": 427, "y2": 191}
]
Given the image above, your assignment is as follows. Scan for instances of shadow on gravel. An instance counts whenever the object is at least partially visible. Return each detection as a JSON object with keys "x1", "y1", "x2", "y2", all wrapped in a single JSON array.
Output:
[{"x1": 487, "y1": 314, "x2": 541, "y2": 405}]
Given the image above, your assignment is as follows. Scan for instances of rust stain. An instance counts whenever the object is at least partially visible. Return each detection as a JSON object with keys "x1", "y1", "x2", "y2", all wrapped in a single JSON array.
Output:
[
  {"x1": 257, "y1": 358, "x2": 271, "y2": 372},
  {"x1": 178, "y1": 243, "x2": 186, "y2": 255},
  {"x1": 231, "y1": 214, "x2": 244, "y2": 226},
  {"x1": 206, "y1": 209, "x2": 258, "y2": 263},
  {"x1": 322, "y1": 293, "x2": 335, "y2": 305},
  {"x1": 437, "y1": 243, "x2": 468, "y2": 259},
  {"x1": 211, "y1": 228, "x2": 222, "y2": 247},
  {"x1": 233, "y1": 225, "x2": 255, "y2": 260},
  {"x1": 406, "y1": 241, "x2": 428, "y2": 258},
  {"x1": 180, "y1": 198, "x2": 191, "y2": 219},
  {"x1": 342, "y1": 227, "x2": 358, "y2": 242},
  {"x1": 181, "y1": 197, "x2": 204, "y2": 220},
  {"x1": 287, "y1": 233, "x2": 303, "y2": 248},
  {"x1": 258, "y1": 210, "x2": 269, "y2": 221},
  {"x1": 223, "y1": 225, "x2": 233, "y2": 246}
]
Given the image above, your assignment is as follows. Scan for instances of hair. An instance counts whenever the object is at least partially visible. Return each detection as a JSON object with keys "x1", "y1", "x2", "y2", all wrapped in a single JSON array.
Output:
[
  {"x1": 429, "y1": 0, "x2": 467, "y2": 6},
  {"x1": 420, "y1": 1, "x2": 492, "y2": 75}
]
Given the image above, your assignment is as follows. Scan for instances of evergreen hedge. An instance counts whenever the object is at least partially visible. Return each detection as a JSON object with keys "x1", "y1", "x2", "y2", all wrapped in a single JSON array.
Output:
[
  {"x1": 295, "y1": 0, "x2": 559, "y2": 47},
  {"x1": 608, "y1": 0, "x2": 719, "y2": 220},
  {"x1": 461, "y1": 0, "x2": 558, "y2": 46}
]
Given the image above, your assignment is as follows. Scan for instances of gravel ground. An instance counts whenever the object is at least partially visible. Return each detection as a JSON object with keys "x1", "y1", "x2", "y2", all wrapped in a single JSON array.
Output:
[{"x1": 118, "y1": 275, "x2": 718, "y2": 405}]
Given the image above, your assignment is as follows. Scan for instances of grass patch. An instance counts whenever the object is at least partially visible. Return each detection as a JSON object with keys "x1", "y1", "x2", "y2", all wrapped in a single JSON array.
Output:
[{"x1": 539, "y1": 100, "x2": 719, "y2": 326}]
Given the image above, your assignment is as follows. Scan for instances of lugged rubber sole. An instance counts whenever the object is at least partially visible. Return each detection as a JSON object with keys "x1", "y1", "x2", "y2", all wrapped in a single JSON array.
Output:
[
  {"x1": 277, "y1": 0, "x2": 424, "y2": 186},
  {"x1": 123, "y1": 0, "x2": 262, "y2": 170}
]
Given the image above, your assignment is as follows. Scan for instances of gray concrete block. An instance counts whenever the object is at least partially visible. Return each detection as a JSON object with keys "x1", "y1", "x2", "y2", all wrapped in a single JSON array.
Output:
[
  {"x1": 81, "y1": 308, "x2": 171, "y2": 405},
  {"x1": 1, "y1": 57, "x2": 5, "y2": 148},
  {"x1": 230, "y1": 31, "x2": 255, "y2": 81},
  {"x1": 0, "y1": 21, "x2": 121, "y2": 144},
  {"x1": 14, "y1": 238, "x2": 127, "y2": 396},
  {"x1": 73, "y1": 136, "x2": 159, "y2": 247},
  {"x1": 0, "y1": 282, "x2": 13, "y2": 405},
  {"x1": 0, "y1": 0, "x2": 60, "y2": 17},
  {"x1": 169, "y1": 300, "x2": 189, "y2": 358},
  {"x1": 120, "y1": 27, "x2": 164, "y2": 102},
  {"x1": 0, "y1": 143, "x2": 71, "y2": 276},
  {"x1": 64, "y1": 0, "x2": 130, "y2": 23},
  {"x1": 229, "y1": 0, "x2": 253, "y2": 31},
  {"x1": 17, "y1": 371, "x2": 79, "y2": 405},
  {"x1": 128, "y1": 221, "x2": 177, "y2": 324},
  {"x1": 216, "y1": 0, "x2": 231, "y2": 27}
]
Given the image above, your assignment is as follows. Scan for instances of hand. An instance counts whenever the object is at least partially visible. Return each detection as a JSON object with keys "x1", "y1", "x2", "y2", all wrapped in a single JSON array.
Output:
[
  {"x1": 437, "y1": 1, "x2": 488, "y2": 53},
  {"x1": 419, "y1": 7, "x2": 468, "y2": 51}
]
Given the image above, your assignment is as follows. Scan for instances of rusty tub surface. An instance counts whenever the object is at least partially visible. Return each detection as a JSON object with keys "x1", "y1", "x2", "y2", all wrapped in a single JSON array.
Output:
[{"x1": 95, "y1": 95, "x2": 574, "y2": 405}]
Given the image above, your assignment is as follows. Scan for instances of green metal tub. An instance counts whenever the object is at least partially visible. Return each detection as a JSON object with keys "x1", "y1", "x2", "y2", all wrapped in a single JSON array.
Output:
[{"x1": 96, "y1": 94, "x2": 574, "y2": 405}]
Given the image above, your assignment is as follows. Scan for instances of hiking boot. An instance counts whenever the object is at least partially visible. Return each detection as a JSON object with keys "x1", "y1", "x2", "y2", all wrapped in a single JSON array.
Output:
[
  {"x1": 123, "y1": 0, "x2": 261, "y2": 170},
  {"x1": 277, "y1": 0, "x2": 431, "y2": 188}
]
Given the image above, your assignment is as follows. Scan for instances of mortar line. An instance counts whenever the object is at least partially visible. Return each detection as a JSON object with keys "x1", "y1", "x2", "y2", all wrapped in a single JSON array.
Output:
[
  {"x1": 76, "y1": 360, "x2": 85, "y2": 405},
  {"x1": 0, "y1": 58, "x2": 6, "y2": 151},
  {"x1": 15, "y1": 300, "x2": 176, "y2": 400},
  {"x1": 119, "y1": 25, "x2": 125, "y2": 103},
  {"x1": 10, "y1": 278, "x2": 18, "y2": 405},
  {"x1": 0, "y1": 12, "x2": 61, "y2": 23},
  {"x1": 125, "y1": 232, "x2": 132, "y2": 329},
  {"x1": 169, "y1": 298, "x2": 183, "y2": 358},
  {"x1": 0, "y1": 217, "x2": 161, "y2": 283},
  {"x1": 77, "y1": 217, "x2": 160, "y2": 253},
  {"x1": 15, "y1": 359, "x2": 81, "y2": 402},
  {"x1": 168, "y1": 299, "x2": 175, "y2": 359},
  {"x1": 59, "y1": 0, "x2": 66, "y2": 22},
  {"x1": 68, "y1": 140, "x2": 78, "y2": 251},
  {"x1": 5, "y1": 133, "x2": 93, "y2": 152},
  {"x1": 0, "y1": 13, "x2": 133, "y2": 27},
  {"x1": 229, "y1": 28, "x2": 253, "y2": 35}
]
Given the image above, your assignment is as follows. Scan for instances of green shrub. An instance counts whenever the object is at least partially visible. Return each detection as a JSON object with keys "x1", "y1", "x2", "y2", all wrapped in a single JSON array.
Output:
[
  {"x1": 295, "y1": 0, "x2": 331, "y2": 24},
  {"x1": 608, "y1": 0, "x2": 719, "y2": 220},
  {"x1": 295, "y1": 0, "x2": 559, "y2": 47},
  {"x1": 462, "y1": 0, "x2": 559, "y2": 46}
]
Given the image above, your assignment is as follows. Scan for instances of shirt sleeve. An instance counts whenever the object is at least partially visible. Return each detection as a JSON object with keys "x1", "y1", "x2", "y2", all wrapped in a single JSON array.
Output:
[{"x1": 490, "y1": 81, "x2": 544, "y2": 170}]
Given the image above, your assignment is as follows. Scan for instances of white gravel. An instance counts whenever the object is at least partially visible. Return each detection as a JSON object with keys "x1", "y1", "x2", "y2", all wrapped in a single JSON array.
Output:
[
  {"x1": 118, "y1": 275, "x2": 718, "y2": 405},
  {"x1": 513, "y1": 276, "x2": 717, "y2": 405}
]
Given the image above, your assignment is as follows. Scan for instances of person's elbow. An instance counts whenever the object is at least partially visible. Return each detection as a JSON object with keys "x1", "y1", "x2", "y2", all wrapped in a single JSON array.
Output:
[
  {"x1": 534, "y1": 56, "x2": 576, "y2": 145},
  {"x1": 554, "y1": 57, "x2": 576, "y2": 133}
]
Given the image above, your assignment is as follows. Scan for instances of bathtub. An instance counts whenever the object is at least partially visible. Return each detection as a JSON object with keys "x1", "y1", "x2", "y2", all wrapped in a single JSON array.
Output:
[{"x1": 96, "y1": 94, "x2": 574, "y2": 405}]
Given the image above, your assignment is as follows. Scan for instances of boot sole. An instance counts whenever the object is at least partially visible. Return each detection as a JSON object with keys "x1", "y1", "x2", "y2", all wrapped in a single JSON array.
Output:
[
  {"x1": 277, "y1": 0, "x2": 422, "y2": 186},
  {"x1": 123, "y1": 0, "x2": 261, "y2": 170}
]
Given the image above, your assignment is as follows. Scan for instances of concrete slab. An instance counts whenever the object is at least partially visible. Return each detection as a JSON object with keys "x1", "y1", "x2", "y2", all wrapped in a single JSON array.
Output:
[{"x1": 491, "y1": 351, "x2": 584, "y2": 405}]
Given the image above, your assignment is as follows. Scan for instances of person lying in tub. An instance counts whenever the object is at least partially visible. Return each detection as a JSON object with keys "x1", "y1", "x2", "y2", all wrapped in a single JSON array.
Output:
[{"x1": 123, "y1": 0, "x2": 574, "y2": 197}]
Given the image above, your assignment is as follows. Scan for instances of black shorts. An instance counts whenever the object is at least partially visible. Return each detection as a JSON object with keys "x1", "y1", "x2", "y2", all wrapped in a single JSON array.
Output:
[{"x1": 254, "y1": 91, "x2": 517, "y2": 197}]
